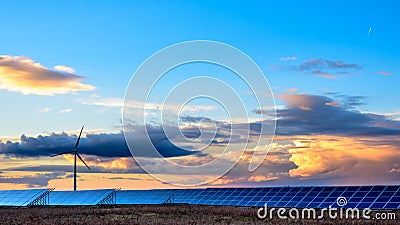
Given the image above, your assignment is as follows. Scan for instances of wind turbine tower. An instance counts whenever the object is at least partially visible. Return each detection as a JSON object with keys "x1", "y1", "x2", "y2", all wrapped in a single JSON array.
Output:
[{"x1": 51, "y1": 126, "x2": 90, "y2": 191}]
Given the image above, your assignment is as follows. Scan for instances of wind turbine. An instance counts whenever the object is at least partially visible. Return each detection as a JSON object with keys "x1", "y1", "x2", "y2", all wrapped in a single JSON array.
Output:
[{"x1": 51, "y1": 126, "x2": 90, "y2": 191}]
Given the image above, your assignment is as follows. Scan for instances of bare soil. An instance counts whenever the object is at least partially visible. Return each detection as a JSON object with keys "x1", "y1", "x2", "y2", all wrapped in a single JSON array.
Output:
[{"x1": 0, "y1": 205, "x2": 398, "y2": 224}]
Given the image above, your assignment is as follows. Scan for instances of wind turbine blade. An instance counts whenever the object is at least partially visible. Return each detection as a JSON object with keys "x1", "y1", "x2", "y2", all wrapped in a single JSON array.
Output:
[
  {"x1": 75, "y1": 126, "x2": 84, "y2": 150},
  {"x1": 50, "y1": 151, "x2": 74, "y2": 157},
  {"x1": 77, "y1": 153, "x2": 91, "y2": 170}
]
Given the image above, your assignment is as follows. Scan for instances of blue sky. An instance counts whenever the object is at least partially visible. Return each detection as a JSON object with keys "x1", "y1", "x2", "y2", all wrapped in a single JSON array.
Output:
[{"x1": 0, "y1": 1, "x2": 399, "y2": 189}]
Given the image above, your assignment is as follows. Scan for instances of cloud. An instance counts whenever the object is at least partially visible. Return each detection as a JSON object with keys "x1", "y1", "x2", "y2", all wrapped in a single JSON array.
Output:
[
  {"x1": 288, "y1": 135, "x2": 400, "y2": 180},
  {"x1": 270, "y1": 58, "x2": 361, "y2": 79},
  {"x1": 311, "y1": 70, "x2": 336, "y2": 79},
  {"x1": 179, "y1": 115, "x2": 217, "y2": 124},
  {"x1": 3, "y1": 161, "x2": 146, "y2": 174},
  {"x1": 204, "y1": 92, "x2": 399, "y2": 146},
  {"x1": 0, "y1": 55, "x2": 96, "y2": 95},
  {"x1": 76, "y1": 156, "x2": 137, "y2": 171},
  {"x1": 39, "y1": 107, "x2": 51, "y2": 113},
  {"x1": 0, "y1": 172, "x2": 66, "y2": 188},
  {"x1": 381, "y1": 111, "x2": 400, "y2": 121},
  {"x1": 324, "y1": 93, "x2": 368, "y2": 109},
  {"x1": 279, "y1": 56, "x2": 297, "y2": 61},
  {"x1": 108, "y1": 177, "x2": 141, "y2": 181},
  {"x1": 274, "y1": 93, "x2": 400, "y2": 136},
  {"x1": 286, "y1": 88, "x2": 298, "y2": 93},
  {"x1": 78, "y1": 96, "x2": 124, "y2": 108},
  {"x1": 294, "y1": 59, "x2": 361, "y2": 71},
  {"x1": 0, "y1": 127, "x2": 197, "y2": 159},
  {"x1": 377, "y1": 71, "x2": 392, "y2": 75},
  {"x1": 206, "y1": 144, "x2": 296, "y2": 186},
  {"x1": 208, "y1": 131, "x2": 400, "y2": 187},
  {"x1": 54, "y1": 65, "x2": 75, "y2": 73},
  {"x1": 2, "y1": 92, "x2": 400, "y2": 187},
  {"x1": 248, "y1": 174, "x2": 278, "y2": 182},
  {"x1": 59, "y1": 108, "x2": 72, "y2": 113},
  {"x1": 388, "y1": 163, "x2": 400, "y2": 174},
  {"x1": 77, "y1": 95, "x2": 217, "y2": 113},
  {"x1": 5, "y1": 165, "x2": 88, "y2": 173}
]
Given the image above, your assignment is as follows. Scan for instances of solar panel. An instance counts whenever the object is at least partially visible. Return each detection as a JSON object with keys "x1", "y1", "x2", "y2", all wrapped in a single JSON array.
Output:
[
  {"x1": 49, "y1": 189, "x2": 116, "y2": 205},
  {"x1": 1, "y1": 185, "x2": 398, "y2": 209},
  {"x1": 0, "y1": 189, "x2": 51, "y2": 206},
  {"x1": 114, "y1": 185, "x2": 400, "y2": 209}
]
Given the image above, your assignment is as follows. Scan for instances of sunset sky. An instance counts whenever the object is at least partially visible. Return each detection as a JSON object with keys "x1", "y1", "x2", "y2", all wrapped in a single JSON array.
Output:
[{"x1": 1, "y1": 0, "x2": 400, "y2": 190}]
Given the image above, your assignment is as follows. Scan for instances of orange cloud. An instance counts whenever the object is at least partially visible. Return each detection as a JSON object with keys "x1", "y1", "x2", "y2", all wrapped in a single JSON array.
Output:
[
  {"x1": 279, "y1": 56, "x2": 297, "y2": 61},
  {"x1": 325, "y1": 101, "x2": 339, "y2": 106},
  {"x1": 210, "y1": 178, "x2": 238, "y2": 185},
  {"x1": 63, "y1": 155, "x2": 136, "y2": 171},
  {"x1": 248, "y1": 174, "x2": 278, "y2": 182},
  {"x1": 279, "y1": 93, "x2": 317, "y2": 110},
  {"x1": 94, "y1": 158, "x2": 136, "y2": 170},
  {"x1": 0, "y1": 183, "x2": 30, "y2": 189},
  {"x1": 299, "y1": 106, "x2": 312, "y2": 111},
  {"x1": 0, "y1": 55, "x2": 96, "y2": 95},
  {"x1": 54, "y1": 65, "x2": 75, "y2": 73},
  {"x1": 47, "y1": 173, "x2": 175, "y2": 190},
  {"x1": 377, "y1": 71, "x2": 392, "y2": 75},
  {"x1": 288, "y1": 135, "x2": 400, "y2": 179}
]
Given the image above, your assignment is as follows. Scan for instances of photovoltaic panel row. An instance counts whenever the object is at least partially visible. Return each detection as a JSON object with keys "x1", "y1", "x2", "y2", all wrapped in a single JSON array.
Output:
[
  {"x1": 117, "y1": 189, "x2": 175, "y2": 204},
  {"x1": 196, "y1": 186, "x2": 400, "y2": 209},
  {"x1": 49, "y1": 189, "x2": 115, "y2": 205},
  {"x1": 205, "y1": 186, "x2": 400, "y2": 209},
  {"x1": 1, "y1": 185, "x2": 398, "y2": 208},
  {"x1": 116, "y1": 185, "x2": 400, "y2": 209},
  {"x1": 0, "y1": 189, "x2": 48, "y2": 206}
]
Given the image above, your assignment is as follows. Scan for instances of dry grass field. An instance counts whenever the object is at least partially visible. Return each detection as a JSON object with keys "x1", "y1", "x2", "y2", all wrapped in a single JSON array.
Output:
[{"x1": 0, "y1": 205, "x2": 398, "y2": 225}]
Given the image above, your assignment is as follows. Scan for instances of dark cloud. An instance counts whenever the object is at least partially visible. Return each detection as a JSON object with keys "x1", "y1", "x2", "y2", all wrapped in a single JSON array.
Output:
[
  {"x1": 293, "y1": 59, "x2": 361, "y2": 71},
  {"x1": 0, "y1": 172, "x2": 66, "y2": 188},
  {"x1": 325, "y1": 92, "x2": 368, "y2": 109},
  {"x1": 274, "y1": 94, "x2": 400, "y2": 136},
  {"x1": 5, "y1": 165, "x2": 81, "y2": 173},
  {"x1": 180, "y1": 116, "x2": 258, "y2": 145},
  {"x1": 0, "y1": 127, "x2": 197, "y2": 158},
  {"x1": 180, "y1": 116, "x2": 215, "y2": 124},
  {"x1": 251, "y1": 108, "x2": 275, "y2": 117},
  {"x1": 271, "y1": 58, "x2": 361, "y2": 79},
  {"x1": 0, "y1": 132, "x2": 128, "y2": 158},
  {"x1": 4, "y1": 164, "x2": 146, "y2": 174},
  {"x1": 250, "y1": 93, "x2": 400, "y2": 136},
  {"x1": 2, "y1": 93, "x2": 399, "y2": 163}
]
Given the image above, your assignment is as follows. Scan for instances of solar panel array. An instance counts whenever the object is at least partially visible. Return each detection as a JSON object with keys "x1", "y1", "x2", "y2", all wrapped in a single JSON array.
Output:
[
  {"x1": 0, "y1": 189, "x2": 50, "y2": 206},
  {"x1": 49, "y1": 189, "x2": 116, "y2": 205},
  {"x1": 117, "y1": 185, "x2": 400, "y2": 209},
  {"x1": 117, "y1": 189, "x2": 175, "y2": 205},
  {"x1": 0, "y1": 186, "x2": 399, "y2": 208}
]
